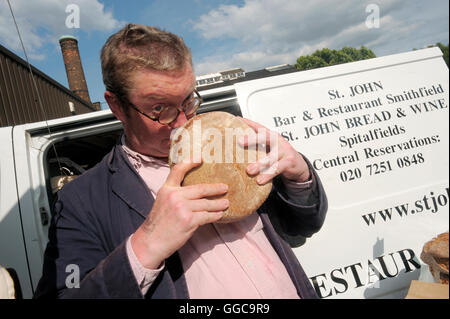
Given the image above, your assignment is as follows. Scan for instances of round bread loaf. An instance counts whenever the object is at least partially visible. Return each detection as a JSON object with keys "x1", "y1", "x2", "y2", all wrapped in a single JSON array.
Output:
[
  {"x1": 421, "y1": 232, "x2": 449, "y2": 284},
  {"x1": 169, "y1": 111, "x2": 272, "y2": 223}
]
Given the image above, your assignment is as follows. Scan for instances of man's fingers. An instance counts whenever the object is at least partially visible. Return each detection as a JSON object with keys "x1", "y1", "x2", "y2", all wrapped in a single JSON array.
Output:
[
  {"x1": 182, "y1": 183, "x2": 229, "y2": 200},
  {"x1": 188, "y1": 198, "x2": 229, "y2": 212},
  {"x1": 165, "y1": 160, "x2": 201, "y2": 187},
  {"x1": 194, "y1": 211, "x2": 224, "y2": 226},
  {"x1": 246, "y1": 149, "x2": 282, "y2": 175},
  {"x1": 256, "y1": 161, "x2": 284, "y2": 185},
  {"x1": 238, "y1": 128, "x2": 280, "y2": 154},
  {"x1": 238, "y1": 117, "x2": 265, "y2": 130},
  {"x1": 238, "y1": 117, "x2": 278, "y2": 145}
]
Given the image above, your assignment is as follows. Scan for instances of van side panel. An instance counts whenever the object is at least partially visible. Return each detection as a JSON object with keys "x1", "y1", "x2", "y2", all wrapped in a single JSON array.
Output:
[{"x1": 0, "y1": 127, "x2": 33, "y2": 298}]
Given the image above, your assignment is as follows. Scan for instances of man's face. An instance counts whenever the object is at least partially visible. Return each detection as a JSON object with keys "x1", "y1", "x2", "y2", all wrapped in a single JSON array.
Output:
[{"x1": 119, "y1": 65, "x2": 196, "y2": 158}]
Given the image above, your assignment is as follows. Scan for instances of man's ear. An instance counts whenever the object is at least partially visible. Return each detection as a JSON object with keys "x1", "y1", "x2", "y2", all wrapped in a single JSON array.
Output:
[{"x1": 105, "y1": 91, "x2": 126, "y2": 122}]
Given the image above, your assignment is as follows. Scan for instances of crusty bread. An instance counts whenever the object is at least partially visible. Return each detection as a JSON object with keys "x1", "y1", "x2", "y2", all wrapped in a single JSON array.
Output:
[
  {"x1": 169, "y1": 112, "x2": 272, "y2": 223},
  {"x1": 421, "y1": 232, "x2": 449, "y2": 284}
]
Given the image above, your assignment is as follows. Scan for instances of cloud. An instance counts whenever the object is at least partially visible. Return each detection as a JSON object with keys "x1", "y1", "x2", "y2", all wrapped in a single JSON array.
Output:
[
  {"x1": 192, "y1": 0, "x2": 448, "y2": 75},
  {"x1": 0, "y1": 0, "x2": 124, "y2": 60}
]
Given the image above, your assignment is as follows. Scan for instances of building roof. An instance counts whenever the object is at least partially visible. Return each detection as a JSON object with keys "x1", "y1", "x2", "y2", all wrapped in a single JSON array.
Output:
[
  {"x1": 196, "y1": 64, "x2": 300, "y2": 91},
  {"x1": 0, "y1": 43, "x2": 96, "y2": 127}
]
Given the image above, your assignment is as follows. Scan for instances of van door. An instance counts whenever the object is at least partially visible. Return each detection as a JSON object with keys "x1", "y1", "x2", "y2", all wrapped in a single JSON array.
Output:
[
  {"x1": 12, "y1": 110, "x2": 122, "y2": 296},
  {"x1": 0, "y1": 127, "x2": 33, "y2": 298}
]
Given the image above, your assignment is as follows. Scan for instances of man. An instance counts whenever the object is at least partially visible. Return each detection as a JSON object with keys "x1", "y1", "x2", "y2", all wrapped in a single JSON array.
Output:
[{"x1": 34, "y1": 24, "x2": 327, "y2": 299}]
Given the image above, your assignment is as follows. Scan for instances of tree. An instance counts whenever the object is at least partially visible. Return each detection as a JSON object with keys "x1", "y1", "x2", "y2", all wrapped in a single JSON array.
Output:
[
  {"x1": 312, "y1": 48, "x2": 335, "y2": 64},
  {"x1": 295, "y1": 46, "x2": 376, "y2": 71},
  {"x1": 295, "y1": 55, "x2": 328, "y2": 71},
  {"x1": 358, "y1": 46, "x2": 376, "y2": 60},
  {"x1": 329, "y1": 50, "x2": 354, "y2": 65}
]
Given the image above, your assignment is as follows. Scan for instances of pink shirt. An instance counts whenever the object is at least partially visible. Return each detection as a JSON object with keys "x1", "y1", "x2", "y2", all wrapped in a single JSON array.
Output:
[{"x1": 122, "y1": 139, "x2": 310, "y2": 298}]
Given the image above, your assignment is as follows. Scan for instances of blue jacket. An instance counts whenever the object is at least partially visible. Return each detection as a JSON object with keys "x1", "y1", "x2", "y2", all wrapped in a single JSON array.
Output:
[{"x1": 34, "y1": 142, "x2": 327, "y2": 299}]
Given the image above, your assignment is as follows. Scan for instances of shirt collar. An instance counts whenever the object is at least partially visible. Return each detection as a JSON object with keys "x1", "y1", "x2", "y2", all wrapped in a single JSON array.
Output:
[{"x1": 121, "y1": 135, "x2": 169, "y2": 168}]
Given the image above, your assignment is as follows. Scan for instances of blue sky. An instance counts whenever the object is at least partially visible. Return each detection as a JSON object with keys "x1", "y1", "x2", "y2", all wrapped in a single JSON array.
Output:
[{"x1": 1, "y1": 0, "x2": 448, "y2": 109}]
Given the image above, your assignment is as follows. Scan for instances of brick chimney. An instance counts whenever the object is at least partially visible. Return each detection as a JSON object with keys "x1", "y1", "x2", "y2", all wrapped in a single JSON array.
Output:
[{"x1": 59, "y1": 35, "x2": 92, "y2": 103}]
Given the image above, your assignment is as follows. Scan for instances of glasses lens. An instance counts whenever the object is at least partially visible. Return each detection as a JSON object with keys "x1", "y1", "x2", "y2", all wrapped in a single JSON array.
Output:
[
  {"x1": 158, "y1": 94, "x2": 201, "y2": 124},
  {"x1": 159, "y1": 107, "x2": 178, "y2": 124},
  {"x1": 149, "y1": 105, "x2": 164, "y2": 117},
  {"x1": 185, "y1": 98, "x2": 200, "y2": 116}
]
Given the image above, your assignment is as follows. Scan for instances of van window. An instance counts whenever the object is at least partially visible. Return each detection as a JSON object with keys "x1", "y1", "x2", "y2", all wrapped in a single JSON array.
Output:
[{"x1": 44, "y1": 129, "x2": 123, "y2": 214}]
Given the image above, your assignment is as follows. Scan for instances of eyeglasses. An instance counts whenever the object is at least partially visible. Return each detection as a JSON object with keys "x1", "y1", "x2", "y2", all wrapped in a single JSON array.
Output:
[{"x1": 126, "y1": 89, "x2": 203, "y2": 125}]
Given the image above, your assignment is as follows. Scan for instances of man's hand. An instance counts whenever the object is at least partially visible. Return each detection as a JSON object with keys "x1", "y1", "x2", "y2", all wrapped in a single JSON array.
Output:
[
  {"x1": 238, "y1": 117, "x2": 311, "y2": 185},
  {"x1": 131, "y1": 160, "x2": 229, "y2": 269}
]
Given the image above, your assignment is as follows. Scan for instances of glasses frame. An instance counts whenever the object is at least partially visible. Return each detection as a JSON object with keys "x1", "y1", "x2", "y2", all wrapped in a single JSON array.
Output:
[{"x1": 124, "y1": 89, "x2": 203, "y2": 125}]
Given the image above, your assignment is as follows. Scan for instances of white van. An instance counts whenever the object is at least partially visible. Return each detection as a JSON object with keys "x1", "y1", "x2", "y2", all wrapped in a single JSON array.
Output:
[{"x1": 1, "y1": 48, "x2": 448, "y2": 299}]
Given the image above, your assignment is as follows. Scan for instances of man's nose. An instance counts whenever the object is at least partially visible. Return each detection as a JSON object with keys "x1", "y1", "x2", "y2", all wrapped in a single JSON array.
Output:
[{"x1": 169, "y1": 110, "x2": 188, "y2": 128}]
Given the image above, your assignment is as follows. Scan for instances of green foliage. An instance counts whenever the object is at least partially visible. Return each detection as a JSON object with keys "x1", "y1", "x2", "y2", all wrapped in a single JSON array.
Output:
[
  {"x1": 295, "y1": 46, "x2": 377, "y2": 71},
  {"x1": 312, "y1": 48, "x2": 335, "y2": 64},
  {"x1": 295, "y1": 55, "x2": 328, "y2": 71},
  {"x1": 329, "y1": 50, "x2": 354, "y2": 65},
  {"x1": 434, "y1": 43, "x2": 449, "y2": 67}
]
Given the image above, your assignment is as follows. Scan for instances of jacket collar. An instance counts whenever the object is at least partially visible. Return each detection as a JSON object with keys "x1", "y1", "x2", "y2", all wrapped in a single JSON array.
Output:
[{"x1": 108, "y1": 140, "x2": 155, "y2": 219}]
